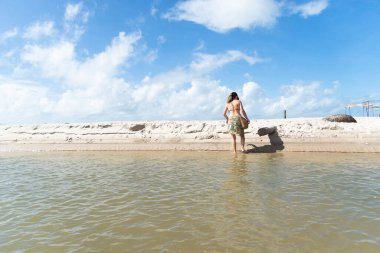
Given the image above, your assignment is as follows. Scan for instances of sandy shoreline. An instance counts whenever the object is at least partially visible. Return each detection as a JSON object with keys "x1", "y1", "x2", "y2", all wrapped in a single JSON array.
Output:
[{"x1": 1, "y1": 117, "x2": 379, "y2": 152}]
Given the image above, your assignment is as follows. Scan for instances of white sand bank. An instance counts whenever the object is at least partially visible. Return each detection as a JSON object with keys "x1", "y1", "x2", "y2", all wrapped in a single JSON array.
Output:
[{"x1": 0, "y1": 117, "x2": 379, "y2": 152}]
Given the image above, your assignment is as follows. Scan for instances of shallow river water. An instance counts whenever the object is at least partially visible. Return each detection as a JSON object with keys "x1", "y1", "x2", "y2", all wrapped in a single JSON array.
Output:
[{"x1": 1, "y1": 151, "x2": 380, "y2": 252}]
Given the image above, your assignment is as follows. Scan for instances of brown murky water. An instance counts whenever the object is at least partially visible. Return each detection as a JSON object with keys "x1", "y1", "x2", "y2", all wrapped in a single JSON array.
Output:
[{"x1": 1, "y1": 152, "x2": 379, "y2": 252}]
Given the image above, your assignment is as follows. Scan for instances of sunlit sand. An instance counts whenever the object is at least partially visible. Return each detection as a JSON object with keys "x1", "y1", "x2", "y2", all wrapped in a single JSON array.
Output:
[{"x1": 0, "y1": 117, "x2": 379, "y2": 152}]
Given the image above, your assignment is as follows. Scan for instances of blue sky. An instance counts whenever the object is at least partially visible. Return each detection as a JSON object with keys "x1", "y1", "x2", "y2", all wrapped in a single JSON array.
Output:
[{"x1": 0, "y1": 0, "x2": 379, "y2": 123}]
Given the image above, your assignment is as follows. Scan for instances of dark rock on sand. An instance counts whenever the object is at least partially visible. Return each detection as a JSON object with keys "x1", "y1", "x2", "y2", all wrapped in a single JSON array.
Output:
[
  {"x1": 323, "y1": 114, "x2": 357, "y2": 123},
  {"x1": 129, "y1": 124, "x2": 146, "y2": 131},
  {"x1": 257, "y1": 126, "x2": 277, "y2": 136}
]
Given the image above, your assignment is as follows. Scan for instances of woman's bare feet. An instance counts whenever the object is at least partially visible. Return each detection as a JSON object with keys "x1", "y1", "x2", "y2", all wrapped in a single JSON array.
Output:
[{"x1": 241, "y1": 147, "x2": 248, "y2": 153}]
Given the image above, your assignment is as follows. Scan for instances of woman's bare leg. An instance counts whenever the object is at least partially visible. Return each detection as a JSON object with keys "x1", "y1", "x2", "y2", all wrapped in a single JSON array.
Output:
[
  {"x1": 231, "y1": 134, "x2": 237, "y2": 153},
  {"x1": 240, "y1": 132, "x2": 247, "y2": 152}
]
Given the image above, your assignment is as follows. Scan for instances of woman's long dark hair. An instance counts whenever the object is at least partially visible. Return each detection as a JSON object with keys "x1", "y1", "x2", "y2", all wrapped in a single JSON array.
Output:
[{"x1": 227, "y1": 92, "x2": 239, "y2": 103}]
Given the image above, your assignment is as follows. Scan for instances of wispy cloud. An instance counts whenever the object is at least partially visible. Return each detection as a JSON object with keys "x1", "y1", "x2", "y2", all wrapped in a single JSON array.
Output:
[
  {"x1": 157, "y1": 35, "x2": 166, "y2": 45},
  {"x1": 291, "y1": 0, "x2": 329, "y2": 18},
  {"x1": 63, "y1": 2, "x2": 90, "y2": 41},
  {"x1": 0, "y1": 28, "x2": 18, "y2": 43},
  {"x1": 23, "y1": 21, "x2": 56, "y2": 40},
  {"x1": 190, "y1": 50, "x2": 262, "y2": 73},
  {"x1": 64, "y1": 2, "x2": 89, "y2": 22},
  {"x1": 150, "y1": 6, "x2": 158, "y2": 17},
  {"x1": 194, "y1": 40, "x2": 205, "y2": 52}
]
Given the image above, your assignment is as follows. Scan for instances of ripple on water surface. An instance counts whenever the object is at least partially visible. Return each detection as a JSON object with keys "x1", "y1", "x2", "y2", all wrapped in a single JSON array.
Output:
[{"x1": 0, "y1": 152, "x2": 380, "y2": 252}]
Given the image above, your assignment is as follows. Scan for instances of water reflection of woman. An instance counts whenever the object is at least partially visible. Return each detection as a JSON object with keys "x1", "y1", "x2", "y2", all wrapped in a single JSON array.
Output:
[
  {"x1": 212, "y1": 155, "x2": 256, "y2": 249},
  {"x1": 226, "y1": 155, "x2": 249, "y2": 193}
]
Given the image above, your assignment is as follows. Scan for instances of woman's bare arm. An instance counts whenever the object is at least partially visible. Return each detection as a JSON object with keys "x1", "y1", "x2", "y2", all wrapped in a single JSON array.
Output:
[
  {"x1": 240, "y1": 102, "x2": 250, "y2": 123},
  {"x1": 223, "y1": 104, "x2": 229, "y2": 123}
]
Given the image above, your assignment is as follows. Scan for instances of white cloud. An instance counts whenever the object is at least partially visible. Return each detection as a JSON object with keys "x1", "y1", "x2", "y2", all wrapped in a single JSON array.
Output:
[
  {"x1": 260, "y1": 81, "x2": 341, "y2": 117},
  {"x1": 0, "y1": 1, "x2": 339, "y2": 123},
  {"x1": 164, "y1": 0, "x2": 281, "y2": 33},
  {"x1": 145, "y1": 49, "x2": 158, "y2": 63},
  {"x1": 132, "y1": 74, "x2": 342, "y2": 120},
  {"x1": 163, "y1": 79, "x2": 229, "y2": 118},
  {"x1": 22, "y1": 41, "x2": 76, "y2": 80},
  {"x1": 2, "y1": 34, "x2": 342, "y2": 122},
  {"x1": 165, "y1": 0, "x2": 329, "y2": 33},
  {"x1": 63, "y1": 2, "x2": 90, "y2": 42},
  {"x1": 194, "y1": 40, "x2": 205, "y2": 51},
  {"x1": 132, "y1": 74, "x2": 230, "y2": 120},
  {"x1": 190, "y1": 50, "x2": 262, "y2": 73},
  {"x1": 243, "y1": 73, "x2": 253, "y2": 80},
  {"x1": 151, "y1": 6, "x2": 158, "y2": 17},
  {"x1": 133, "y1": 68, "x2": 189, "y2": 104},
  {"x1": 324, "y1": 80, "x2": 339, "y2": 94},
  {"x1": 216, "y1": 80, "x2": 341, "y2": 119},
  {"x1": 130, "y1": 51, "x2": 342, "y2": 121},
  {"x1": 241, "y1": 81, "x2": 262, "y2": 101},
  {"x1": 17, "y1": 32, "x2": 141, "y2": 120},
  {"x1": 65, "y1": 2, "x2": 88, "y2": 22},
  {"x1": 4, "y1": 49, "x2": 17, "y2": 58},
  {"x1": 130, "y1": 50, "x2": 261, "y2": 119},
  {"x1": 0, "y1": 28, "x2": 18, "y2": 43},
  {"x1": 23, "y1": 32, "x2": 140, "y2": 87},
  {"x1": 0, "y1": 4, "x2": 143, "y2": 123},
  {"x1": 0, "y1": 76, "x2": 53, "y2": 123},
  {"x1": 23, "y1": 21, "x2": 56, "y2": 40},
  {"x1": 291, "y1": 0, "x2": 329, "y2": 18},
  {"x1": 236, "y1": 81, "x2": 269, "y2": 115},
  {"x1": 157, "y1": 35, "x2": 166, "y2": 45}
]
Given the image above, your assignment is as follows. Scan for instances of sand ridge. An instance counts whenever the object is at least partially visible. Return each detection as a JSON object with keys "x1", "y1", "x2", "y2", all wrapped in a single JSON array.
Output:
[{"x1": 0, "y1": 117, "x2": 379, "y2": 152}]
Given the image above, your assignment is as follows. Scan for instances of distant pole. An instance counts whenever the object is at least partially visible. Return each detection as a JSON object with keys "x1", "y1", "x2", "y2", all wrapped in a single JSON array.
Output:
[
  {"x1": 367, "y1": 101, "x2": 370, "y2": 117},
  {"x1": 283, "y1": 110, "x2": 287, "y2": 119}
]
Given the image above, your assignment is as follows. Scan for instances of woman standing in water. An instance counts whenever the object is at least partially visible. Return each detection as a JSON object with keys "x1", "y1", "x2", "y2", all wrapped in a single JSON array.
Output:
[{"x1": 223, "y1": 92, "x2": 250, "y2": 153}]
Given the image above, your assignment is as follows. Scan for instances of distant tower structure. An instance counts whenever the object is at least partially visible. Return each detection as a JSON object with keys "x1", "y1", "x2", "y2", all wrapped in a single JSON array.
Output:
[{"x1": 345, "y1": 100, "x2": 380, "y2": 117}]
